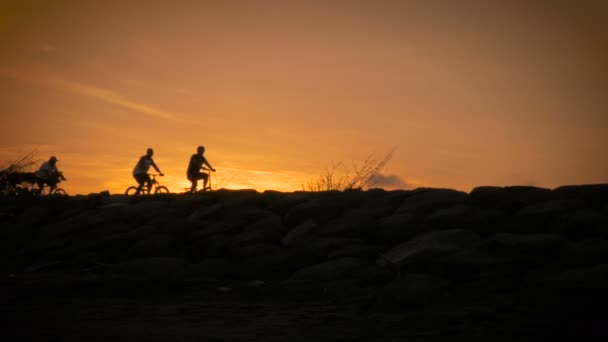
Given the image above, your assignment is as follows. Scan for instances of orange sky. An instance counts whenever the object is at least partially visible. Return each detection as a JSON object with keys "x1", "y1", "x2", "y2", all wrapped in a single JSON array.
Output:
[{"x1": 1, "y1": 1, "x2": 607, "y2": 195}]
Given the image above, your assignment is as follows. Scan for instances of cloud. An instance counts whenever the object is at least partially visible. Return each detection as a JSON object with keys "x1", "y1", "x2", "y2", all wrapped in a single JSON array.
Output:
[
  {"x1": 369, "y1": 173, "x2": 413, "y2": 190},
  {"x1": 50, "y1": 79, "x2": 187, "y2": 122},
  {"x1": 0, "y1": 68, "x2": 190, "y2": 123}
]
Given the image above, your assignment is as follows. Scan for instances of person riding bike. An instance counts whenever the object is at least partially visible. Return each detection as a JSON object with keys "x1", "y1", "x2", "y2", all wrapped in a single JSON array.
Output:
[
  {"x1": 36, "y1": 156, "x2": 66, "y2": 194},
  {"x1": 133, "y1": 148, "x2": 164, "y2": 194},
  {"x1": 187, "y1": 145, "x2": 215, "y2": 192}
]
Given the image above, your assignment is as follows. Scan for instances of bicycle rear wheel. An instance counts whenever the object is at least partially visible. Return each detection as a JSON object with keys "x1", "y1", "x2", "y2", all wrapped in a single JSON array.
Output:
[
  {"x1": 125, "y1": 186, "x2": 140, "y2": 195},
  {"x1": 154, "y1": 186, "x2": 170, "y2": 194},
  {"x1": 53, "y1": 188, "x2": 67, "y2": 195}
]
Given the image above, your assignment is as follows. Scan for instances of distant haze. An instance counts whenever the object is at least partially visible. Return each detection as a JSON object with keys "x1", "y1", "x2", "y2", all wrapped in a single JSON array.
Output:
[{"x1": 1, "y1": 1, "x2": 606, "y2": 194}]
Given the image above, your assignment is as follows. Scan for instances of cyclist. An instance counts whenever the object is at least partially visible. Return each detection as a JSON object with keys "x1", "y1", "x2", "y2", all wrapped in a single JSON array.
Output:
[
  {"x1": 35, "y1": 156, "x2": 66, "y2": 194},
  {"x1": 133, "y1": 148, "x2": 164, "y2": 194},
  {"x1": 187, "y1": 145, "x2": 215, "y2": 192}
]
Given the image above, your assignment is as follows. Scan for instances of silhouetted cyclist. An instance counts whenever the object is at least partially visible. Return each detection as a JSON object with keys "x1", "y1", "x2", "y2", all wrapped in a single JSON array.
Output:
[
  {"x1": 133, "y1": 148, "x2": 164, "y2": 194},
  {"x1": 36, "y1": 156, "x2": 66, "y2": 193},
  {"x1": 187, "y1": 145, "x2": 215, "y2": 192}
]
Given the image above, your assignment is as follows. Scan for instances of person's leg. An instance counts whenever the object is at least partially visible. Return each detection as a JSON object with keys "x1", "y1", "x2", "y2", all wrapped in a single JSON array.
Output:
[
  {"x1": 134, "y1": 174, "x2": 145, "y2": 194},
  {"x1": 36, "y1": 178, "x2": 45, "y2": 194},
  {"x1": 201, "y1": 172, "x2": 209, "y2": 190},
  {"x1": 144, "y1": 174, "x2": 153, "y2": 193},
  {"x1": 188, "y1": 176, "x2": 197, "y2": 193},
  {"x1": 48, "y1": 174, "x2": 59, "y2": 193}
]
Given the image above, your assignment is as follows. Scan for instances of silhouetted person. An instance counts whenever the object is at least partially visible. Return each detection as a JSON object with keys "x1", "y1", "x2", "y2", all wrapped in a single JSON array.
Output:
[
  {"x1": 36, "y1": 156, "x2": 66, "y2": 194},
  {"x1": 133, "y1": 148, "x2": 164, "y2": 194},
  {"x1": 187, "y1": 145, "x2": 215, "y2": 192}
]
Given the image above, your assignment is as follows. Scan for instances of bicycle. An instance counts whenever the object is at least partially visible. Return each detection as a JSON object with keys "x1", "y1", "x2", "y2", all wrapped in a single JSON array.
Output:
[
  {"x1": 34, "y1": 182, "x2": 68, "y2": 196},
  {"x1": 185, "y1": 167, "x2": 215, "y2": 193},
  {"x1": 125, "y1": 174, "x2": 170, "y2": 195},
  {"x1": 33, "y1": 174, "x2": 68, "y2": 196}
]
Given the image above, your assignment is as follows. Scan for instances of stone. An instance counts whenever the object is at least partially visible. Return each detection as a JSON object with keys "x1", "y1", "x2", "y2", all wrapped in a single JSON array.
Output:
[
  {"x1": 282, "y1": 220, "x2": 318, "y2": 246},
  {"x1": 479, "y1": 233, "x2": 568, "y2": 265},
  {"x1": 366, "y1": 212, "x2": 423, "y2": 245},
  {"x1": 397, "y1": 188, "x2": 469, "y2": 215},
  {"x1": 379, "y1": 229, "x2": 480, "y2": 268},
  {"x1": 376, "y1": 273, "x2": 449, "y2": 307},
  {"x1": 423, "y1": 204, "x2": 475, "y2": 230},
  {"x1": 188, "y1": 203, "x2": 223, "y2": 221},
  {"x1": 288, "y1": 257, "x2": 364, "y2": 282}
]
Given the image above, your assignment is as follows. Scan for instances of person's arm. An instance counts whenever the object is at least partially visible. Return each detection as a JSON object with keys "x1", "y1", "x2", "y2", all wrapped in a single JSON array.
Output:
[
  {"x1": 203, "y1": 158, "x2": 215, "y2": 172},
  {"x1": 151, "y1": 159, "x2": 163, "y2": 175}
]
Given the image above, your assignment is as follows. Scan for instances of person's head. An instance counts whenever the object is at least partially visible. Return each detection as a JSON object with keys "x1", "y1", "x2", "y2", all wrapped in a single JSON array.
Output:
[
  {"x1": 197, "y1": 146, "x2": 205, "y2": 155},
  {"x1": 146, "y1": 148, "x2": 154, "y2": 157},
  {"x1": 49, "y1": 156, "x2": 58, "y2": 165}
]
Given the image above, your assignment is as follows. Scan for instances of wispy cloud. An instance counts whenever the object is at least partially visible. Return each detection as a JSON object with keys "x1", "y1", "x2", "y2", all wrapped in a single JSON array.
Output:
[
  {"x1": 49, "y1": 78, "x2": 186, "y2": 122},
  {"x1": 0, "y1": 68, "x2": 190, "y2": 124}
]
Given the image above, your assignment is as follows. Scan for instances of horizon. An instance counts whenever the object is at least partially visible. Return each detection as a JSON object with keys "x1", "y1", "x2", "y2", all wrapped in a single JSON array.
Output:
[{"x1": 2, "y1": 1, "x2": 607, "y2": 195}]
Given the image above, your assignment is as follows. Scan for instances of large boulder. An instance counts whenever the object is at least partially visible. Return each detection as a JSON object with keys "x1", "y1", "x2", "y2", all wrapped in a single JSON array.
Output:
[
  {"x1": 479, "y1": 233, "x2": 568, "y2": 266},
  {"x1": 423, "y1": 204, "x2": 475, "y2": 230},
  {"x1": 282, "y1": 219, "x2": 318, "y2": 246},
  {"x1": 555, "y1": 210, "x2": 608, "y2": 240},
  {"x1": 470, "y1": 186, "x2": 552, "y2": 212},
  {"x1": 287, "y1": 257, "x2": 369, "y2": 283},
  {"x1": 365, "y1": 212, "x2": 423, "y2": 245},
  {"x1": 379, "y1": 229, "x2": 481, "y2": 268},
  {"x1": 375, "y1": 272, "x2": 449, "y2": 308},
  {"x1": 397, "y1": 188, "x2": 468, "y2": 216}
]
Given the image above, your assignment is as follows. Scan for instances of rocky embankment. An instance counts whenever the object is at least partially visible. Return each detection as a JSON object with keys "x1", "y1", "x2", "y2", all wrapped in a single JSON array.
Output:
[{"x1": 2, "y1": 185, "x2": 608, "y2": 339}]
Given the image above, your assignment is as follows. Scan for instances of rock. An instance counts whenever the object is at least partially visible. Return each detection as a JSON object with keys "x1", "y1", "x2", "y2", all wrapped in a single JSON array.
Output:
[
  {"x1": 185, "y1": 258, "x2": 234, "y2": 280},
  {"x1": 282, "y1": 220, "x2": 318, "y2": 246},
  {"x1": 376, "y1": 273, "x2": 449, "y2": 307},
  {"x1": 479, "y1": 233, "x2": 568, "y2": 265},
  {"x1": 287, "y1": 257, "x2": 365, "y2": 282},
  {"x1": 126, "y1": 234, "x2": 173, "y2": 259},
  {"x1": 188, "y1": 233, "x2": 231, "y2": 259},
  {"x1": 236, "y1": 213, "x2": 284, "y2": 245},
  {"x1": 523, "y1": 264, "x2": 608, "y2": 292},
  {"x1": 123, "y1": 201, "x2": 173, "y2": 223},
  {"x1": 470, "y1": 186, "x2": 553, "y2": 212},
  {"x1": 227, "y1": 243, "x2": 282, "y2": 260},
  {"x1": 316, "y1": 208, "x2": 377, "y2": 237},
  {"x1": 509, "y1": 200, "x2": 582, "y2": 233},
  {"x1": 366, "y1": 212, "x2": 422, "y2": 244},
  {"x1": 555, "y1": 210, "x2": 608, "y2": 240},
  {"x1": 284, "y1": 194, "x2": 347, "y2": 226},
  {"x1": 327, "y1": 244, "x2": 382, "y2": 260},
  {"x1": 397, "y1": 188, "x2": 469, "y2": 215},
  {"x1": 558, "y1": 238, "x2": 608, "y2": 267},
  {"x1": 188, "y1": 203, "x2": 223, "y2": 221},
  {"x1": 465, "y1": 209, "x2": 507, "y2": 237},
  {"x1": 16, "y1": 204, "x2": 50, "y2": 226},
  {"x1": 469, "y1": 186, "x2": 506, "y2": 209},
  {"x1": 423, "y1": 204, "x2": 475, "y2": 230},
  {"x1": 379, "y1": 229, "x2": 480, "y2": 268},
  {"x1": 95, "y1": 257, "x2": 185, "y2": 279},
  {"x1": 552, "y1": 184, "x2": 608, "y2": 206}
]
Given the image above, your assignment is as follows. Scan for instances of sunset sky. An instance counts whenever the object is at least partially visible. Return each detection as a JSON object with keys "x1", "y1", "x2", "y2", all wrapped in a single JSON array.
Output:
[{"x1": 1, "y1": 1, "x2": 607, "y2": 195}]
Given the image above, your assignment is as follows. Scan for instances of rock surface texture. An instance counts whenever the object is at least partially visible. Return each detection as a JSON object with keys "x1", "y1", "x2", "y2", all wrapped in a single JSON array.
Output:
[{"x1": 2, "y1": 185, "x2": 608, "y2": 340}]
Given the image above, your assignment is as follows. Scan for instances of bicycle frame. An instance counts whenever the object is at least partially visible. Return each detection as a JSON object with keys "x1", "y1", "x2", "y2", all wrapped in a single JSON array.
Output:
[{"x1": 126, "y1": 174, "x2": 169, "y2": 195}]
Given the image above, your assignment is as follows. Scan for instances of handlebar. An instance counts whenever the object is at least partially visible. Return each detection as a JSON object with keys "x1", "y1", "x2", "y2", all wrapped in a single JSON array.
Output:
[{"x1": 201, "y1": 168, "x2": 216, "y2": 172}]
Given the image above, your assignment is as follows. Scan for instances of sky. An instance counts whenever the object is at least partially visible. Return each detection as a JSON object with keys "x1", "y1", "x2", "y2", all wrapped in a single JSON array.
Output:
[{"x1": 1, "y1": 0, "x2": 607, "y2": 195}]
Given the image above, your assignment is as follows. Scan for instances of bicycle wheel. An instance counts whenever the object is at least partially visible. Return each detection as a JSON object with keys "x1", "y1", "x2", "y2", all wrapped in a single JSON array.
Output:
[
  {"x1": 154, "y1": 186, "x2": 170, "y2": 194},
  {"x1": 125, "y1": 186, "x2": 140, "y2": 195},
  {"x1": 53, "y1": 188, "x2": 68, "y2": 196}
]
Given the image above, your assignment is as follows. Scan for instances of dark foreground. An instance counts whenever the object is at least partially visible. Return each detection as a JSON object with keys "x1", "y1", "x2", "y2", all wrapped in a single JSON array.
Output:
[{"x1": 2, "y1": 185, "x2": 608, "y2": 340}]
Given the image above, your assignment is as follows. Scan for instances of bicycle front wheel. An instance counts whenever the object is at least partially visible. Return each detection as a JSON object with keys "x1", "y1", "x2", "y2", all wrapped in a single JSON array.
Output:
[
  {"x1": 154, "y1": 186, "x2": 170, "y2": 194},
  {"x1": 53, "y1": 188, "x2": 68, "y2": 196},
  {"x1": 125, "y1": 186, "x2": 139, "y2": 196}
]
